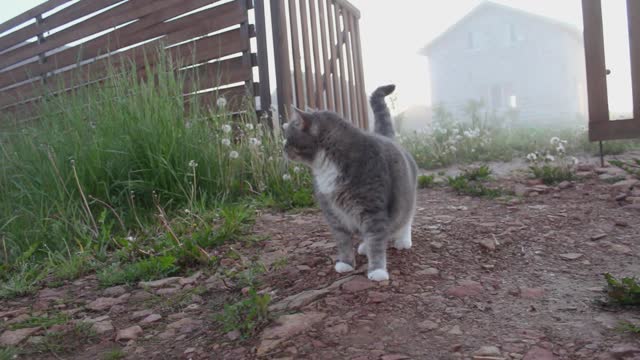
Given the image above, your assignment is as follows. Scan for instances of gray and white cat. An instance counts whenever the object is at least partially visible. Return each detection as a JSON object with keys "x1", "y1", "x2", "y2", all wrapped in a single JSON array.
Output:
[{"x1": 283, "y1": 85, "x2": 418, "y2": 281}]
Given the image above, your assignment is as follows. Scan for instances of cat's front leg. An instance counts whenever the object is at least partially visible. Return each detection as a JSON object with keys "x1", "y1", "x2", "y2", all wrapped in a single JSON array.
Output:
[
  {"x1": 330, "y1": 224, "x2": 355, "y2": 273},
  {"x1": 362, "y1": 220, "x2": 390, "y2": 281}
]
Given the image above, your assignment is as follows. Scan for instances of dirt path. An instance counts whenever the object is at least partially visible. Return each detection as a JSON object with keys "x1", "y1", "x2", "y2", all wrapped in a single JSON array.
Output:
[{"x1": 2, "y1": 164, "x2": 640, "y2": 360}]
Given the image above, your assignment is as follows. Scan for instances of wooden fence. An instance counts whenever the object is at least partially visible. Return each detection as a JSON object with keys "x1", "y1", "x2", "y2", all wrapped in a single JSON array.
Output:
[
  {"x1": 270, "y1": 0, "x2": 368, "y2": 128},
  {"x1": 0, "y1": 0, "x2": 367, "y2": 128},
  {"x1": 583, "y1": 0, "x2": 640, "y2": 141}
]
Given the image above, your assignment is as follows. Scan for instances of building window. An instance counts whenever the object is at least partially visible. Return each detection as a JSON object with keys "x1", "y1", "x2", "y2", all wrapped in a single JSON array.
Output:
[
  {"x1": 509, "y1": 95, "x2": 518, "y2": 108},
  {"x1": 489, "y1": 83, "x2": 516, "y2": 110}
]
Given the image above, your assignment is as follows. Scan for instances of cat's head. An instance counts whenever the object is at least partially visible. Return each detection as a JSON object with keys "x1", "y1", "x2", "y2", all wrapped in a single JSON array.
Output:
[{"x1": 283, "y1": 107, "x2": 342, "y2": 165}]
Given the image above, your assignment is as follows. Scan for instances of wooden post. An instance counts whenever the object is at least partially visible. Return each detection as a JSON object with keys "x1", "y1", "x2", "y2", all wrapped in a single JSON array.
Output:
[
  {"x1": 254, "y1": 0, "x2": 273, "y2": 122},
  {"x1": 270, "y1": 0, "x2": 293, "y2": 124}
]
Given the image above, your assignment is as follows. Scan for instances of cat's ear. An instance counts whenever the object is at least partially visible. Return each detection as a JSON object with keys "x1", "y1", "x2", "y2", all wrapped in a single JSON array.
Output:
[{"x1": 291, "y1": 106, "x2": 312, "y2": 131}]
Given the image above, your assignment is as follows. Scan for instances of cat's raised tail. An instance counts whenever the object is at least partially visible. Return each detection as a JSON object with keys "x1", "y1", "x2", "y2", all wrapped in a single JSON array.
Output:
[{"x1": 369, "y1": 84, "x2": 396, "y2": 138}]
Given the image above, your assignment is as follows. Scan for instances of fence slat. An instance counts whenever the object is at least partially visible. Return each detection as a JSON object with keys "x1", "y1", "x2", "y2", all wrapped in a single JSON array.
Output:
[
  {"x1": 628, "y1": 0, "x2": 640, "y2": 120},
  {"x1": 182, "y1": 56, "x2": 251, "y2": 93},
  {"x1": 271, "y1": 0, "x2": 293, "y2": 120},
  {"x1": 0, "y1": 0, "x2": 122, "y2": 60},
  {"x1": 308, "y1": 0, "x2": 324, "y2": 109},
  {"x1": 0, "y1": 0, "x2": 243, "y2": 104},
  {"x1": 0, "y1": 0, "x2": 73, "y2": 35},
  {"x1": 299, "y1": 0, "x2": 315, "y2": 109},
  {"x1": 326, "y1": 1, "x2": 341, "y2": 114},
  {"x1": 253, "y1": 0, "x2": 272, "y2": 114},
  {"x1": 352, "y1": 14, "x2": 367, "y2": 128},
  {"x1": 344, "y1": 14, "x2": 357, "y2": 126},
  {"x1": 287, "y1": 0, "x2": 305, "y2": 109},
  {"x1": 318, "y1": 0, "x2": 333, "y2": 110},
  {"x1": 334, "y1": 4, "x2": 348, "y2": 120}
]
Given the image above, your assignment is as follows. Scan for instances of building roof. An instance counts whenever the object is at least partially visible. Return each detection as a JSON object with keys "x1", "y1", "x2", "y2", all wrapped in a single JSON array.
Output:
[{"x1": 419, "y1": 1, "x2": 583, "y2": 55}]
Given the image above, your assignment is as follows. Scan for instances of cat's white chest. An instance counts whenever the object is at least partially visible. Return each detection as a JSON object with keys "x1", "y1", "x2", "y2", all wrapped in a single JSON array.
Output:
[{"x1": 312, "y1": 151, "x2": 340, "y2": 194}]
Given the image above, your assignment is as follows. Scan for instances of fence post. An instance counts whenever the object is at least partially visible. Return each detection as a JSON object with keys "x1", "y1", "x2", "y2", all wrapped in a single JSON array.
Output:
[
  {"x1": 35, "y1": 14, "x2": 48, "y2": 85},
  {"x1": 270, "y1": 0, "x2": 293, "y2": 125},
  {"x1": 254, "y1": 0, "x2": 273, "y2": 126}
]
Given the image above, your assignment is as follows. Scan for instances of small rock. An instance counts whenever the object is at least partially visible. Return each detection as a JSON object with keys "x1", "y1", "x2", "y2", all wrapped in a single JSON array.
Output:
[
  {"x1": 610, "y1": 244, "x2": 632, "y2": 254},
  {"x1": 116, "y1": 325, "x2": 143, "y2": 342},
  {"x1": 86, "y1": 297, "x2": 125, "y2": 311},
  {"x1": 257, "y1": 312, "x2": 326, "y2": 356},
  {"x1": 611, "y1": 179, "x2": 639, "y2": 191},
  {"x1": 296, "y1": 265, "x2": 312, "y2": 271},
  {"x1": 0, "y1": 327, "x2": 40, "y2": 346},
  {"x1": 523, "y1": 346, "x2": 554, "y2": 360},
  {"x1": 416, "y1": 268, "x2": 440, "y2": 277},
  {"x1": 91, "y1": 321, "x2": 114, "y2": 334},
  {"x1": 103, "y1": 285, "x2": 127, "y2": 297},
  {"x1": 178, "y1": 271, "x2": 202, "y2": 286},
  {"x1": 474, "y1": 346, "x2": 502, "y2": 357},
  {"x1": 226, "y1": 330, "x2": 241, "y2": 341},
  {"x1": 448, "y1": 325, "x2": 463, "y2": 335},
  {"x1": 166, "y1": 317, "x2": 203, "y2": 334},
  {"x1": 615, "y1": 193, "x2": 628, "y2": 202},
  {"x1": 131, "y1": 309, "x2": 153, "y2": 320},
  {"x1": 140, "y1": 314, "x2": 162, "y2": 324},
  {"x1": 559, "y1": 253, "x2": 583, "y2": 260},
  {"x1": 381, "y1": 355, "x2": 410, "y2": 360},
  {"x1": 156, "y1": 287, "x2": 180, "y2": 296},
  {"x1": 417, "y1": 320, "x2": 439, "y2": 331},
  {"x1": 558, "y1": 181, "x2": 572, "y2": 189},
  {"x1": 367, "y1": 291, "x2": 390, "y2": 303},
  {"x1": 430, "y1": 241, "x2": 444, "y2": 250},
  {"x1": 609, "y1": 344, "x2": 640, "y2": 359},
  {"x1": 342, "y1": 276, "x2": 375, "y2": 293},
  {"x1": 138, "y1": 277, "x2": 182, "y2": 289},
  {"x1": 446, "y1": 280, "x2": 484, "y2": 297},
  {"x1": 184, "y1": 347, "x2": 196, "y2": 354},
  {"x1": 591, "y1": 233, "x2": 607, "y2": 241},
  {"x1": 478, "y1": 238, "x2": 496, "y2": 251},
  {"x1": 520, "y1": 288, "x2": 545, "y2": 299},
  {"x1": 325, "y1": 323, "x2": 349, "y2": 335}
]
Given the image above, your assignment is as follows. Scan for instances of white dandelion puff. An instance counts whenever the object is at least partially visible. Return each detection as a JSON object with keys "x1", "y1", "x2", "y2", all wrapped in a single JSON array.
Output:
[
  {"x1": 245, "y1": 123, "x2": 254, "y2": 131},
  {"x1": 217, "y1": 97, "x2": 227, "y2": 108},
  {"x1": 526, "y1": 153, "x2": 538, "y2": 162},
  {"x1": 222, "y1": 124, "x2": 232, "y2": 133},
  {"x1": 188, "y1": 160, "x2": 198, "y2": 168},
  {"x1": 550, "y1": 137, "x2": 561, "y2": 145},
  {"x1": 282, "y1": 122, "x2": 290, "y2": 130},
  {"x1": 282, "y1": 174, "x2": 292, "y2": 181},
  {"x1": 229, "y1": 151, "x2": 239, "y2": 159},
  {"x1": 293, "y1": 166, "x2": 302, "y2": 173},
  {"x1": 221, "y1": 138, "x2": 231, "y2": 146},
  {"x1": 545, "y1": 154, "x2": 555, "y2": 162},
  {"x1": 249, "y1": 138, "x2": 261, "y2": 146}
]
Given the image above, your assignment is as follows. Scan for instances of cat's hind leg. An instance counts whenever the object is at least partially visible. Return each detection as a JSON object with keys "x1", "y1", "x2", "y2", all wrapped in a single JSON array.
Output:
[{"x1": 393, "y1": 220, "x2": 412, "y2": 250}]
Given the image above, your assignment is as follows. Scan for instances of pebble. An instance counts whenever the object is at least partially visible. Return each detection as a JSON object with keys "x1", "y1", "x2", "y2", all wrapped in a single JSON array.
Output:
[{"x1": 116, "y1": 326, "x2": 143, "y2": 342}]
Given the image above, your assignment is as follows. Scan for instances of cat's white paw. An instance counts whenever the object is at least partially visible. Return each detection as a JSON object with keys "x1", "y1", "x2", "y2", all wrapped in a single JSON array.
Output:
[
  {"x1": 335, "y1": 262, "x2": 354, "y2": 273},
  {"x1": 367, "y1": 269, "x2": 389, "y2": 281},
  {"x1": 357, "y1": 242, "x2": 367, "y2": 255},
  {"x1": 394, "y1": 225, "x2": 412, "y2": 250}
]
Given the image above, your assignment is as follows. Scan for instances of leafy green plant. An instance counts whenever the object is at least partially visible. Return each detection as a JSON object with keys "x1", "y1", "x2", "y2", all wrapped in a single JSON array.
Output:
[
  {"x1": 216, "y1": 288, "x2": 271, "y2": 338},
  {"x1": 9, "y1": 312, "x2": 69, "y2": 330},
  {"x1": 36, "y1": 322, "x2": 98, "y2": 356},
  {"x1": 605, "y1": 273, "x2": 640, "y2": 306},
  {"x1": 417, "y1": 174, "x2": 435, "y2": 189},
  {"x1": 446, "y1": 165, "x2": 503, "y2": 198},
  {"x1": 0, "y1": 263, "x2": 44, "y2": 299},
  {"x1": 0, "y1": 347, "x2": 17, "y2": 360},
  {"x1": 102, "y1": 348, "x2": 126, "y2": 360},
  {"x1": 529, "y1": 164, "x2": 575, "y2": 185},
  {"x1": 97, "y1": 256, "x2": 178, "y2": 287}
]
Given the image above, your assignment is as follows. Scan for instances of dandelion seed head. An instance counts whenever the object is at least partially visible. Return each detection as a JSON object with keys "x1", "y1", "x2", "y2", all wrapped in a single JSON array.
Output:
[
  {"x1": 229, "y1": 151, "x2": 240, "y2": 159},
  {"x1": 221, "y1": 138, "x2": 231, "y2": 146},
  {"x1": 282, "y1": 174, "x2": 292, "y2": 181},
  {"x1": 217, "y1": 97, "x2": 227, "y2": 108},
  {"x1": 293, "y1": 166, "x2": 301, "y2": 173},
  {"x1": 188, "y1": 160, "x2": 198, "y2": 168},
  {"x1": 249, "y1": 138, "x2": 261, "y2": 146},
  {"x1": 245, "y1": 123, "x2": 254, "y2": 131},
  {"x1": 222, "y1": 124, "x2": 232, "y2": 134}
]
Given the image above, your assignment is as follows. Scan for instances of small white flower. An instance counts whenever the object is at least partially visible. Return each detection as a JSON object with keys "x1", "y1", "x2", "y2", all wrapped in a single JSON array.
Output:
[
  {"x1": 217, "y1": 97, "x2": 227, "y2": 108},
  {"x1": 550, "y1": 137, "x2": 561, "y2": 145},
  {"x1": 229, "y1": 151, "x2": 239, "y2": 159},
  {"x1": 449, "y1": 146, "x2": 457, "y2": 152},
  {"x1": 189, "y1": 160, "x2": 198, "y2": 168},
  {"x1": 283, "y1": 139, "x2": 288, "y2": 146},
  {"x1": 245, "y1": 123, "x2": 254, "y2": 131},
  {"x1": 282, "y1": 174, "x2": 292, "y2": 181},
  {"x1": 545, "y1": 154, "x2": 555, "y2": 162},
  {"x1": 526, "y1": 153, "x2": 538, "y2": 162},
  {"x1": 282, "y1": 122, "x2": 290, "y2": 130},
  {"x1": 222, "y1": 124, "x2": 232, "y2": 134},
  {"x1": 184, "y1": 209, "x2": 191, "y2": 214},
  {"x1": 221, "y1": 138, "x2": 231, "y2": 146},
  {"x1": 125, "y1": 236, "x2": 136, "y2": 242},
  {"x1": 293, "y1": 166, "x2": 302, "y2": 173},
  {"x1": 268, "y1": 156, "x2": 274, "y2": 161},
  {"x1": 570, "y1": 156, "x2": 579, "y2": 165},
  {"x1": 556, "y1": 143, "x2": 566, "y2": 153},
  {"x1": 249, "y1": 138, "x2": 261, "y2": 146}
]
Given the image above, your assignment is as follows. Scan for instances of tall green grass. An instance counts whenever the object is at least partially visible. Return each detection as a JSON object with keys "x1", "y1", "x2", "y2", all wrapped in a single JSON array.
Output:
[{"x1": 0, "y1": 53, "x2": 311, "y2": 269}]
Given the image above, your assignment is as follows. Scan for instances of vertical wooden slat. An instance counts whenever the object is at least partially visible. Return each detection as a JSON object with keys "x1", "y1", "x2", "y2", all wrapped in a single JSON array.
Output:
[
  {"x1": 345, "y1": 14, "x2": 358, "y2": 126},
  {"x1": 326, "y1": 1, "x2": 341, "y2": 114},
  {"x1": 318, "y1": 0, "x2": 334, "y2": 110},
  {"x1": 308, "y1": 0, "x2": 325, "y2": 109},
  {"x1": 271, "y1": 0, "x2": 293, "y2": 120},
  {"x1": 334, "y1": 4, "x2": 348, "y2": 120},
  {"x1": 254, "y1": 0, "x2": 272, "y2": 117},
  {"x1": 353, "y1": 15, "x2": 368, "y2": 129},
  {"x1": 582, "y1": 0, "x2": 609, "y2": 140},
  {"x1": 628, "y1": 0, "x2": 640, "y2": 119},
  {"x1": 288, "y1": 0, "x2": 305, "y2": 108},
  {"x1": 299, "y1": 0, "x2": 315, "y2": 109}
]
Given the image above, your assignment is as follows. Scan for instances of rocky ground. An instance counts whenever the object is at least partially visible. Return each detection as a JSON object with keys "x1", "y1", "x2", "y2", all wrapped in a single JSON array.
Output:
[{"x1": 2, "y1": 160, "x2": 640, "y2": 360}]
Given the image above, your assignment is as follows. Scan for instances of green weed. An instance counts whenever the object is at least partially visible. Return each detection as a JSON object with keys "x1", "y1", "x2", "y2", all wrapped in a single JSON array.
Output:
[
  {"x1": 0, "y1": 264, "x2": 44, "y2": 299},
  {"x1": 605, "y1": 273, "x2": 640, "y2": 306},
  {"x1": 8, "y1": 312, "x2": 69, "y2": 330},
  {"x1": 216, "y1": 288, "x2": 271, "y2": 338},
  {"x1": 417, "y1": 174, "x2": 435, "y2": 189},
  {"x1": 97, "y1": 255, "x2": 178, "y2": 287}
]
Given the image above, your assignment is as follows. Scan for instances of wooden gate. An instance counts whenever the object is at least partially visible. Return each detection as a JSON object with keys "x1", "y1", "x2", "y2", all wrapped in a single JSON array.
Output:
[
  {"x1": 582, "y1": 0, "x2": 640, "y2": 141},
  {"x1": 270, "y1": 0, "x2": 368, "y2": 128},
  {"x1": 0, "y1": 0, "x2": 262, "y2": 121}
]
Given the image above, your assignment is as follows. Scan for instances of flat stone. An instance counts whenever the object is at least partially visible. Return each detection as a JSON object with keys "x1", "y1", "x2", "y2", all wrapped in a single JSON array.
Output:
[
  {"x1": 226, "y1": 330, "x2": 241, "y2": 341},
  {"x1": 166, "y1": 317, "x2": 203, "y2": 334},
  {"x1": 417, "y1": 320, "x2": 439, "y2": 331},
  {"x1": 131, "y1": 309, "x2": 153, "y2": 320},
  {"x1": 156, "y1": 287, "x2": 180, "y2": 296},
  {"x1": 342, "y1": 276, "x2": 375, "y2": 293},
  {"x1": 116, "y1": 325, "x2": 143, "y2": 342},
  {"x1": 446, "y1": 281, "x2": 484, "y2": 298},
  {"x1": 138, "y1": 277, "x2": 182, "y2": 288},
  {"x1": 523, "y1": 346, "x2": 554, "y2": 360},
  {"x1": 474, "y1": 346, "x2": 502, "y2": 357},
  {"x1": 611, "y1": 179, "x2": 639, "y2": 190},
  {"x1": 92, "y1": 321, "x2": 114, "y2": 334},
  {"x1": 178, "y1": 272, "x2": 202, "y2": 286},
  {"x1": 0, "y1": 327, "x2": 40, "y2": 346},
  {"x1": 367, "y1": 291, "x2": 391, "y2": 303},
  {"x1": 38, "y1": 288, "x2": 65, "y2": 300},
  {"x1": 520, "y1": 288, "x2": 545, "y2": 299},
  {"x1": 591, "y1": 233, "x2": 607, "y2": 241},
  {"x1": 0, "y1": 308, "x2": 28, "y2": 319},
  {"x1": 609, "y1": 344, "x2": 640, "y2": 359},
  {"x1": 447, "y1": 325, "x2": 463, "y2": 335},
  {"x1": 559, "y1": 253, "x2": 583, "y2": 260},
  {"x1": 478, "y1": 238, "x2": 496, "y2": 251},
  {"x1": 558, "y1": 181, "x2": 572, "y2": 189},
  {"x1": 416, "y1": 268, "x2": 440, "y2": 277},
  {"x1": 430, "y1": 242, "x2": 444, "y2": 250},
  {"x1": 140, "y1": 314, "x2": 162, "y2": 324},
  {"x1": 610, "y1": 244, "x2": 632, "y2": 254},
  {"x1": 257, "y1": 312, "x2": 326, "y2": 356},
  {"x1": 103, "y1": 285, "x2": 127, "y2": 297},
  {"x1": 86, "y1": 296, "x2": 126, "y2": 311}
]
